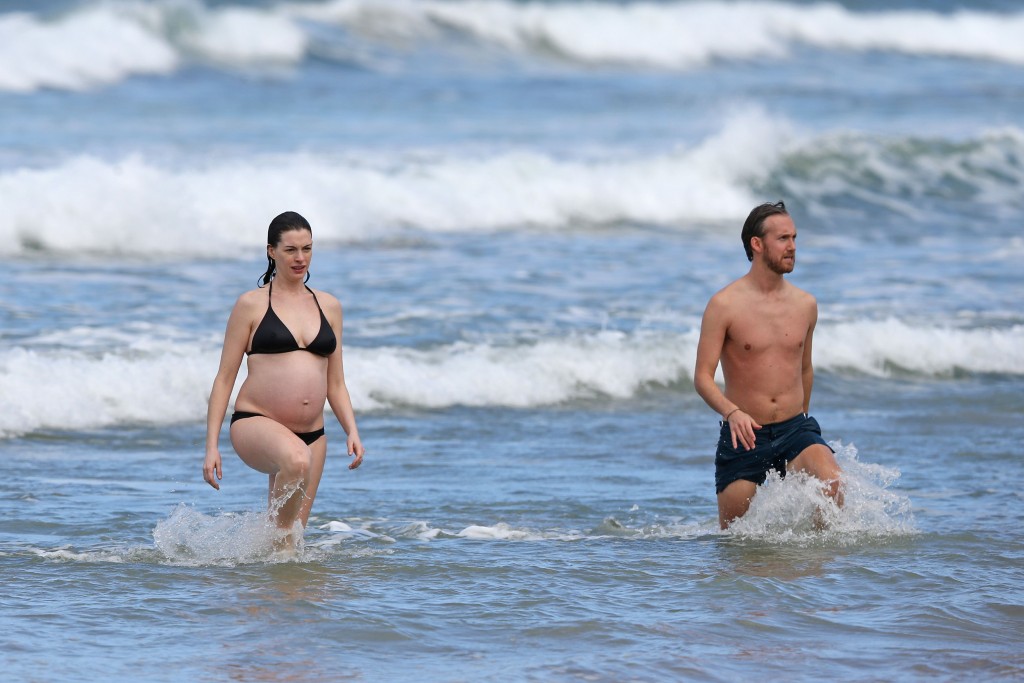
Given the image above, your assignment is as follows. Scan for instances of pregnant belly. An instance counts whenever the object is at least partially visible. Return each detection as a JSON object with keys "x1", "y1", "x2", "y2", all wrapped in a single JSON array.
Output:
[{"x1": 236, "y1": 354, "x2": 329, "y2": 431}]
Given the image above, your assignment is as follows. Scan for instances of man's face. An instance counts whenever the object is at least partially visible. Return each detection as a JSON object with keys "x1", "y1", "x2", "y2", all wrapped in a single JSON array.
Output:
[{"x1": 756, "y1": 214, "x2": 797, "y2": 274}]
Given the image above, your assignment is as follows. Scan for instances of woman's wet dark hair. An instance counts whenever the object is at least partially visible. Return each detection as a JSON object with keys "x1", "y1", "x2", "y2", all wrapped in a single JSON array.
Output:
[
  {"x1": 741, "y1": 201, "x2": 788, "y2": 262},
  {"x1": 259, "y1": 211, "x2": 313, "y2": 286}
]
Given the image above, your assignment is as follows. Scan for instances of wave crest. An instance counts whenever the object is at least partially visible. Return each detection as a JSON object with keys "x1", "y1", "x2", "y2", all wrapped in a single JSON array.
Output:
[
  {"x1": 4, "y1": 1, "x2": 1024, "y2": 93},
  {"x1": 2, "y1": 321, "x2": 1022, "y2": 438},
  {"x1": 4, "y1": 119, "x2": 1022, "y2": 254}
]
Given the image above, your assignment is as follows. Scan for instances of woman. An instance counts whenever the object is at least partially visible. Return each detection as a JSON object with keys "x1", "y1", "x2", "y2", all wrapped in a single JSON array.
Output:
[{"x1": 203, "y1": 211, "x2": 364, "y2": 542}]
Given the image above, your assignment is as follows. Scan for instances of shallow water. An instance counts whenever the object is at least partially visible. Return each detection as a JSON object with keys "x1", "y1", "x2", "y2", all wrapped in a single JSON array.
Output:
[
  {"x1": 2, "y1": 0, "x2": 1024, "y2": 680},
  {"x1": 4, "y1": 377, "x2": 1021, "y2": 681}
]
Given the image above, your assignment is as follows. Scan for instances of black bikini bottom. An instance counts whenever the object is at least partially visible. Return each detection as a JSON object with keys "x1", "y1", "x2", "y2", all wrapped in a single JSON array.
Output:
[{"x1": 230, "y1": 411, "x2": 325, "y2": 446}]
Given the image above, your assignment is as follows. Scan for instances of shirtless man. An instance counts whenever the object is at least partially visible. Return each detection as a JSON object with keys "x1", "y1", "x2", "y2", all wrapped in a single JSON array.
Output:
[{"x1": 694, "y1": 201, "x2": 842, "y2": 529}]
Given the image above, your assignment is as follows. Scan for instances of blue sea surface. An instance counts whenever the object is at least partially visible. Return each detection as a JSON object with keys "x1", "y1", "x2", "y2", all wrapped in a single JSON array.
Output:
[{"x1": 1, "y1": 1, "x2": 1023, "y2": 681}]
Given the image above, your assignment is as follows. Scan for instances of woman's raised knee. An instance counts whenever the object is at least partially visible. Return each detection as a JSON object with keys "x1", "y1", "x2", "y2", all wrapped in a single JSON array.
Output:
[{"x1": 279, "y1": 443, "x2": 312, "y2": 480}]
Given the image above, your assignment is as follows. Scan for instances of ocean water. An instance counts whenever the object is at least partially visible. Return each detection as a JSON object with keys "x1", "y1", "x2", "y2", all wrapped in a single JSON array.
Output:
[{"x1": 1, "y1": 0, "x2": 1023, "y2": 681}]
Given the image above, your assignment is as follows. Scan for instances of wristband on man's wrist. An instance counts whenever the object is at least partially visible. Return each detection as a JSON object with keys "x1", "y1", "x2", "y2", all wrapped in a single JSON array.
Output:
[{"x1": 724, "y1": 407, "x2": 740, "y2": 421}]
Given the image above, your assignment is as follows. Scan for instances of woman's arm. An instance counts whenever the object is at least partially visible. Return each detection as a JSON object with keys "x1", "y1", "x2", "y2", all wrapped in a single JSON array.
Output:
[
  {"x1": 323, "y1": 294, "x2": 364, "y2": 469},
  {"x1": 203, "y1": 295, "x2": 253, "y2": 489}
]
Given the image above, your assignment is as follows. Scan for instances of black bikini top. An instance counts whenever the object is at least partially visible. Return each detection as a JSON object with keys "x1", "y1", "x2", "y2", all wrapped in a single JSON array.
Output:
[{"x1": 247, "y1": 282, "x2": 337, "y2": 357}]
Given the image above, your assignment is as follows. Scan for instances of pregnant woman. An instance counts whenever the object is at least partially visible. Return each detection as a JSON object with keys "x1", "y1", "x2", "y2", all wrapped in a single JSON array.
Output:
[{"x1": 202, "y1": 211, "x2": 364, "y2": 546}]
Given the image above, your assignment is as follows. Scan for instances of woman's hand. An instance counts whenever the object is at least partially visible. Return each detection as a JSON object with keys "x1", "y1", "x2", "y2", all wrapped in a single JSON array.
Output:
[
  {"x1": 347, "y1": 433, "x2": 365, "y2": 470},
  {"x1": 203, "y1": 449, "x2": 223, "y2": 489}
]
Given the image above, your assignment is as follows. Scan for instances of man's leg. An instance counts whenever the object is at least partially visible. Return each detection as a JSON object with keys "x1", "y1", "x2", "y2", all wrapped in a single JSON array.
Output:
[
  {"x1": 790, "y1": 444, "x2": 844, "y2": 507},
  {"x1": 717, "y1": 479, "x2": 759, "y2": 529}
]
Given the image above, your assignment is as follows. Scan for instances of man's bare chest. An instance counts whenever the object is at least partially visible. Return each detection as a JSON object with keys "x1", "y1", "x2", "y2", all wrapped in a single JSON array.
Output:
[{"x1": 726, "y1": 308, "x2": 809, "y2": 356}]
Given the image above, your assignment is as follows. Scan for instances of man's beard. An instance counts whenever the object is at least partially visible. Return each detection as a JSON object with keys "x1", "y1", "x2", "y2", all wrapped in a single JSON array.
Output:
[{"x1": 766, "y1": 252, "x2": 795, "y2": 274}]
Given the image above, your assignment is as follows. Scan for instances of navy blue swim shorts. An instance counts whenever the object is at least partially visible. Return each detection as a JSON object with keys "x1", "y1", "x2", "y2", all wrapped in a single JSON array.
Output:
[{"x1": 715, "y1": 413, "x2": 832, "y2": 493}]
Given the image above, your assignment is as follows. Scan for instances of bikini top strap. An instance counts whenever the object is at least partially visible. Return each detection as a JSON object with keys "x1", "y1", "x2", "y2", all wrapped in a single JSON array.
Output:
[{"x1": 305, "y1": 285, "x2": 324, "y2": 312}]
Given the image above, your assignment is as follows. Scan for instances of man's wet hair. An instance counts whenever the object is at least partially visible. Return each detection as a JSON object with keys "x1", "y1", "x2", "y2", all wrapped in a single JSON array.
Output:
[{"x1": 741, "y1": 201, "x2": 788, "y2": 262}]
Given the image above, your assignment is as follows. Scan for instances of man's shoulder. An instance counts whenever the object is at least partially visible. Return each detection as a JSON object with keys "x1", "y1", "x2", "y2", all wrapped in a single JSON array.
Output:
[
  {"x1": 701, "y1": 280, "x2": 750, "y2": 329},
  {"x1": 709, "y1": 275, "x2": 753, "y2": 305},
  {"x1": 709, "y1": 277, "x2": 817, "y2": 315},
  {"x1": 716, "y1": 276, "x2": 750, "y2": 297},
  {"x1": 784, "y1": 281, "x2": 818, "y2": 307}
]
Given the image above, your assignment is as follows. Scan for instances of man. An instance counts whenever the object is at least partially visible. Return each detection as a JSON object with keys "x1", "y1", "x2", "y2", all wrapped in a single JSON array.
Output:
[{"x1": 694, "y1": 201, "x2": 842, "y2": 529}]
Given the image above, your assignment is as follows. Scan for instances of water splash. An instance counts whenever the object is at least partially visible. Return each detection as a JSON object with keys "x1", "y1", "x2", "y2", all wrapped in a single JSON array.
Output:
[
  {"x1": 727, "y1": 442, "x2": 916, "y2": 545},
  {"x1": 152, "y1": 504, "x2": 304, "y2": 566}
]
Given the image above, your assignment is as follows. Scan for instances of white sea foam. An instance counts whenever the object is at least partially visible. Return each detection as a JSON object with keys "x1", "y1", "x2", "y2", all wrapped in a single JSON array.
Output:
[
  {"x1": 2, "y1": 320, "x2": 1022, "y2": 438},
  {"x1": 4, "y1": 120, "x2": 1022, "y2": 255},
  {"x1": 173, "y1": 5, "x2": 307, "y2": 67},
  {"x1": 398, "y1": 521, "x2": 443, "y2": 541},
  {"x1": 314, "y1": 477, "x2": 911, "y2": 545},
  {"x1": 817, "y1": 319, "x2": 1024, "y2": 377},
  {"x1": 348, "y1": 330, "x2": 696, "y2": 411},
  {"x1": 588, "y1": 516, "x2": 713, "y2": 540},
  {"x1": 275, "y1": 0, "x2": 1024, "y2": 68},
  {"x1": 0, "y1": 1, "x2": 304, "y2": 93},
  {"x1": 315, "y1": 519, "x2": 396, "y2": 544},
  {"x1": 30, "y1": 546, "x2": 130, "y2": 563},
  {"x1": 778, "y1": 127, "x2": 1024, "y2": 220},
  {"x1": 4, "y1": 1, "x2": 1023, "y2": 93},
  {"x1": 455, "y1": 522, "x2": 581, "y2": 541},
  {"x1": 726, "y1": 442, "x2": 916, "y2": 545},
  {"x1": 0, "y1": 111, "x2": 783, "y2": 253},
  {"x1": 0, "y1": 5, "x2": 179, "y2": 92},
  {"x1": 320, "y1": 519, "x2": 586, "y2": 542},
  {"x1": 153, "y1": 503, "x2": 305, "y2": 565},
  {"x1": 0, "y1": 344, "x2": 218, "y2": 438}
]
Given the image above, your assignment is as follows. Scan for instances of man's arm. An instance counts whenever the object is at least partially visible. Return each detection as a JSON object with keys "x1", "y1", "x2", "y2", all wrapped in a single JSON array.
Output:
[
  {"x1": 801, "y1": 297, "x2": 818, "y2": 414},
  {"x1": 693, "y1": 296, "x2": 732, "y2": 417},
  {"x1": 694, "y1": 295, "x2": 760, "y2": 450}
]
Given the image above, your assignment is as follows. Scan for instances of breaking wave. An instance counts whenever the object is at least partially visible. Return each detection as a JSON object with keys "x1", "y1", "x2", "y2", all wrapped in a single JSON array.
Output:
[
  {"x1": 2, "y1": 320, "x2": 1022, "y2": 438},
  {"x1": 4, "y1": 0, "x2": 1024, "y2": 93},
  {"x1": 2, "y1": 114, "x2": 1021, "y2": 255}
]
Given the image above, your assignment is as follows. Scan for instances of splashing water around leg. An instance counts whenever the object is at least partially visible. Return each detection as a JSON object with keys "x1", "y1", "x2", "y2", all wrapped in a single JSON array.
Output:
[
  {"x1": 153, "y1": 504, "x2": 305, "y2": 566},
  {"x1": 267, "y1": 480, "x2": 308, "y2": 555},
  {"x1": 726, "y1": 442, "x2": 915, "y2": 545}
]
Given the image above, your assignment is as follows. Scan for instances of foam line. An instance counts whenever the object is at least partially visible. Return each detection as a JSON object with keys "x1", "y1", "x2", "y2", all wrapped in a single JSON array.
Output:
[
  {"x1": 3, "y1": 121, "x2": 1022, "y2": 255},
  {"x1": 2, "y1": 321, "x2": 1022, "y2": 438},
  {"x1": 4, "y1": 1, "x2": 1023, "y2": 93}
]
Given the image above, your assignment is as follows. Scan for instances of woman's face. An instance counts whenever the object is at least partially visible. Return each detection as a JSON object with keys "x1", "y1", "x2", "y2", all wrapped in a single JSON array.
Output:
[{"x1": 268, "y1": 228, "x2": 313, "y2": 281}]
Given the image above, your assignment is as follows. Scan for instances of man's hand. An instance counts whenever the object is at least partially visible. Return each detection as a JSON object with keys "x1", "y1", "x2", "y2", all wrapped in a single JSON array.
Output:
[{"x1": 728, "y1": 410, "x2": 762, "y2": 451}]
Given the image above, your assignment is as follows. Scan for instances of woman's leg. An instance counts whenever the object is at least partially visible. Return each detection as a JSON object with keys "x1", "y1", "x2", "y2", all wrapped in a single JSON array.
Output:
[
  {"x1": 296, "y1": 436, "x2": 327, "y2": 527},
  {"x1": 230, "y1": 416, "x2": 312, "y2": 531}
]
